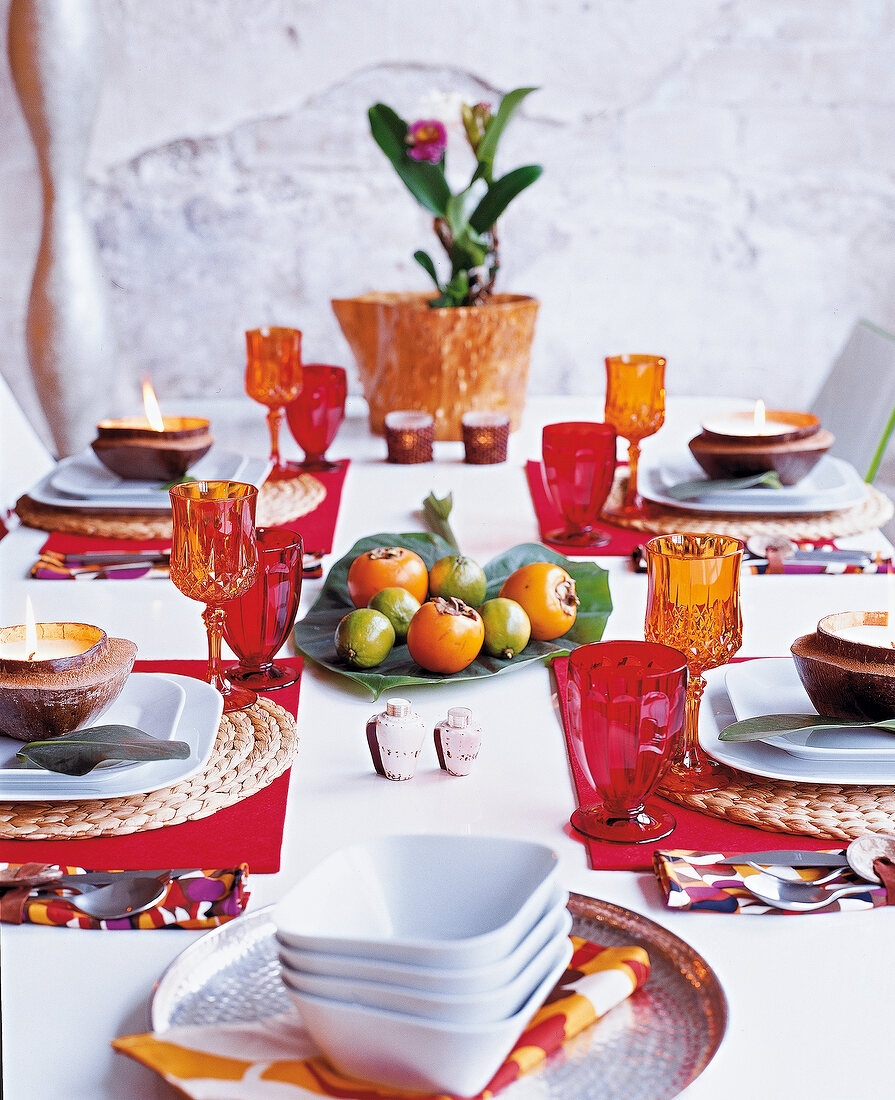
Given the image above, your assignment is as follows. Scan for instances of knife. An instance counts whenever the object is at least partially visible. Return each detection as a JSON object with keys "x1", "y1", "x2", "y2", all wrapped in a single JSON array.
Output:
[{"x1": 718, "y1": 850, "x2": 848, "y2": 867}]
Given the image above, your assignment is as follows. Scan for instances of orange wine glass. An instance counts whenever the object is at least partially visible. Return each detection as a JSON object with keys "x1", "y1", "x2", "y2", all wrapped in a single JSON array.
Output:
[
  {"x1": 603, "y1": 354, "x2": 666, "y2": 518},
  {"x1": 644, "y1": 533, "x2": 744, "y2": 793},
  {"x1": 169, "y1": 480, "x2": 259, "y2": 713},
  {"x1": 245, "y1": 326, "x2": 303, "y2": 481}
]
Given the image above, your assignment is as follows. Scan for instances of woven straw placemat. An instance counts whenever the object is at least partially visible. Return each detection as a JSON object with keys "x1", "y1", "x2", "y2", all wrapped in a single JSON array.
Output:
[
  {"x1": 606, "y1": 473, "x2": 894, "y2": 540},
  {"x1": 0, "y1": 697, "x2": 298, "y2": 840},
  {"x1": 15, "y1": 473, "x2": 326, "y2": 540},
  {"x1": 661, "y1": 766, "x2": 895, "y2": 841}
]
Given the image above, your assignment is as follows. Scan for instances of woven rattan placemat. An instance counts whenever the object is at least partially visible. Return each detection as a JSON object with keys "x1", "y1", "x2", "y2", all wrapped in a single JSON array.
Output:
[
  {"x1": 0, "y1": 697, "x2": 298, "y2": 840},
  {"x1": 606, "y1": 474, "x2": 894, "y2": 540},
  {"x1": 661, "y1": 766, "x2": 895, "y2": 841},
  {"x1": 15, "y1": 473, "x2": 326, "y2": 540}
]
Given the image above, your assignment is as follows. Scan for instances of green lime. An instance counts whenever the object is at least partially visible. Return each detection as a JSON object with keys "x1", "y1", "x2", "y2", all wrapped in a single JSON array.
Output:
[
  {"x1": 428, "y1": 554, "x2": 488, "y2": 608},
  {"x1": 334, "y1": 608, "x2": 395, "y2": 668},
  {"x1": 478, "y1": 597, "x2": 532, "y2": 660},
  {"x1": 368, "y1": 586, "x2": 421, "y2": 643}
]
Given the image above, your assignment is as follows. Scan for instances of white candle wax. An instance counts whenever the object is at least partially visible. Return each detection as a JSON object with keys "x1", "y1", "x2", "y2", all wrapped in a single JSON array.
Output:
[
  {"x1": 834, "y1": 626, "x2": 895, "y2": 649},
  {"x1": 0, "y1": 637, "x2": 93, "y2": 661},
  {"x1": 703, "y1": 415, "x2": 800, "y2": 437}
]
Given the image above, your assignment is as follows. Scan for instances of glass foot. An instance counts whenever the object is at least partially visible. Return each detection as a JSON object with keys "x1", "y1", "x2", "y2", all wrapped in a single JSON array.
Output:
[
  {"x1": 544, "y1": 526, "x2": 610, "y2": 548},
  {"x1": 225, "y1": 663, "x2": 301, "y2": 690},
  {"x1": 659, "y1": 756, "x2": 726, "y2": 794},
  {"x1": 219, "y1": 682, "x2": 258, "y2": 713},
  {"x1": 265, "y1": 460, "x2": 305, "y2": 482},
  {"x1": 298, "y1": 457, "x2": 340, "y2": 472},
  {"x1": 570, "y1": 801, "x2": 676, "y2": 844}
]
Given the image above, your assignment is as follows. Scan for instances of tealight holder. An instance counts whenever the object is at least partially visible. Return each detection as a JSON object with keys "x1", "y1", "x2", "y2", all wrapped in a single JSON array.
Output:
[
  {"x1": 461, "y1": 412, "x2": 510, "y2": 464},
  {"x1": 791, "y1": 611, "x2": 895, "y2": 721},
  {"x1": 0, "y1": 624, "x2": 137, "y2": 742},
  {"x1": 384, "y1": 410, "x2": 434, "y2": 464},
  {"x1": 91, "y1": 417, "x2": 213, "y2": 481},
  {"x1": 688, "y1": 410, "x2": 832, "y2": 486}
]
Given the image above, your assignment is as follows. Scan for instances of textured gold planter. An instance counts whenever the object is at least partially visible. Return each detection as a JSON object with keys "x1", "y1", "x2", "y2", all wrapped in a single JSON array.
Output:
[{"x1": 331, "y1": 292, "x2": 539, "y2": 441}]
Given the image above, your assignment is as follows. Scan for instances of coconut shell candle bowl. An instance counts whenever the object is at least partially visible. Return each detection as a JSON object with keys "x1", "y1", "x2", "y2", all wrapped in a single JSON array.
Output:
[
  {"x1": 791, "y1": 611, "x2": 895, "y2": 721},
  {"x1": 688, "y1": 409, "x2": 833, "y2": 486},
  {"x1": 0, "y1": 624, "x2": 137, "y2": 742},
  {"x1": 91, "y1": 417, "x2": 213, "y2": 481}
]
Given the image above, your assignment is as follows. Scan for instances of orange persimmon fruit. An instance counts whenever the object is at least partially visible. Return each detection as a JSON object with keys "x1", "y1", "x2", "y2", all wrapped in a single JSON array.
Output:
[
  {"x1": 498, "y1": 562, "x2": 579, "y2": 641},
  {"x1": 406, "y1": 596, "x2": 485, "y2": 674},
  {"x1": 347, "y1": 546, "x2": 429, "y2": 608}
]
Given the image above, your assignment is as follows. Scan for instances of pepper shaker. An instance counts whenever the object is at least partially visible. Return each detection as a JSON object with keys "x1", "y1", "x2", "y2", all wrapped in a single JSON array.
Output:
[
  {"x1": 434, "y1": 706, "x2": 483, "y2": 776},
  {"x1": 366, "y1": 697, "x2": 425, "y2": 780}
]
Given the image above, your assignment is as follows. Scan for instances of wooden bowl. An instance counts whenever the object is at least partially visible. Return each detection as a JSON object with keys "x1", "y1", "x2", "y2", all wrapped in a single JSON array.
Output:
[
  {"x1": 791, "y1": 611, "x2": 895, "y2": 721},
  {"x1": 91, "y1": 417, "x2": 213, "y2": 480},
  {"x1": 0, "y1": 624, "x2": 137, "y2": 742},
  {"x1": 688, "y1": 427, "x2": 834, "y2": 486}
]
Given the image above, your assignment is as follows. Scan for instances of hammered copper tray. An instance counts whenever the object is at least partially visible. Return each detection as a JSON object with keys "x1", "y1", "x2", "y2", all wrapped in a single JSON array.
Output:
[{"x1": 150, "y1": 893, "x2": 726, "y2": 1099}]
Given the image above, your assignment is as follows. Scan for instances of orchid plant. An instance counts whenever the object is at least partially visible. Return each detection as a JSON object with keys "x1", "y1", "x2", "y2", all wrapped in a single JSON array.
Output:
[{"x1": 368, "y1": 87, "x2": 541, "y2": 308}]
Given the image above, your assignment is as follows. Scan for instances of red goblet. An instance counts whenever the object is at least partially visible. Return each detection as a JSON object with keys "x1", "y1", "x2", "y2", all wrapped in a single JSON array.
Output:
[
  {"x1": 285, "y1": 364, "x2": 347, "y2": 471},
  {"x1": 541, "y1": 421, "x2": 617, "y2": 547},
  {"x1": 567, "y1": 640, "x2": 687, "y2": 843},
  {"x1": 223, "y1": 528, "x2": 303, "y2": 690}
]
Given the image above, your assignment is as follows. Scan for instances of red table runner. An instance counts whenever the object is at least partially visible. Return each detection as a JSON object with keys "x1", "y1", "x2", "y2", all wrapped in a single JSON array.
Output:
[
  {"x1": 552, "y1": 655, "x2": 847, "y2": 871},
  {"x1": 0, "y1": 658, "x2": 302, "y2": 874}
]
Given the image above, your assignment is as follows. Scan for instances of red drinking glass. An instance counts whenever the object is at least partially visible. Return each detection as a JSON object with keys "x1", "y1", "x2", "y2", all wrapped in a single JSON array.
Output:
[
  {"x1": 567, "y1": 640, "x2": 688, "y2": 843},
  {"x1": 542, "y1": 422, "x2": 617, "y2": 547},
  {"x1": 222, "y1": 527, "x2": 303, "y2": 689},
  {"x1": 285, "y1": 364, "x2": 347, "y2": 471}
]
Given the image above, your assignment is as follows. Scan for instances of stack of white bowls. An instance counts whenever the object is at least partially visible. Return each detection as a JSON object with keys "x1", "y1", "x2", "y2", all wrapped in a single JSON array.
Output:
[{"x1": 273, "y1": 834, "x2": 573, "y2": 1096}]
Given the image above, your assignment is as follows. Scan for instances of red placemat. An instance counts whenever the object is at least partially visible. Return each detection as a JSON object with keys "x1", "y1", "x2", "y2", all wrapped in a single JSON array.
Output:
[
  {"x1": 0, "y1": 657, "x2": 302, "y2": 874},
  {"x1": 525, "y1": 461, "x2": 646, "y2": 556},
  {"x1": 552, "y1": 655, "x2": 847, "y2": 871}
]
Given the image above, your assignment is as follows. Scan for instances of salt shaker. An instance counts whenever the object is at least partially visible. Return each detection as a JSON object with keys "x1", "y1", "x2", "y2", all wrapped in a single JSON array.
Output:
[
  {"x1": 434, "y1": 706, "x2": 483, "y2": 776},
  {"x1": 366, "y1": 697, "x2": 425, "y2": 781}
]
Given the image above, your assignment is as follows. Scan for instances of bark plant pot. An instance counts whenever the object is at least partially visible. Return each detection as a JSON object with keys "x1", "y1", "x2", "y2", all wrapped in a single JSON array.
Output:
[{"x1": 332, "y1": 292, "x2": 539, "y2": 441}]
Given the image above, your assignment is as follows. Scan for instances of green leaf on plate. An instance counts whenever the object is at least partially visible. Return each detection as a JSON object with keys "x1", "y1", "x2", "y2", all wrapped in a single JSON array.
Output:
[
  {"x1": 293, "y1": 534, "x2": 613, "y2": 698},
  {"x1": 718, "y1": 713, "x2": 895, "y2": 742},
  {"x1": 15, "y1": 725, "x2": 191, "y2": 776},
  {"x1": 665, "y1": 471, "x2": 783, "y2": 500}
]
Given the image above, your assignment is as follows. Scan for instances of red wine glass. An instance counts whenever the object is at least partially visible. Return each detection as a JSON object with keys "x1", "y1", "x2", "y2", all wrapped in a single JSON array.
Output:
[{"x1": 285, "y1": 364, "x2": 347, "y2": 471}]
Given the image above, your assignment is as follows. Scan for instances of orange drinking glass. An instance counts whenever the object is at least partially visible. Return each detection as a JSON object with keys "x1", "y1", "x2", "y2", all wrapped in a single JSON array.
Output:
[
  {"x1": 169, "y1": 480, "x2": 259, "y2": 713},
  {"x1": 245, "y1": 327, "x2": 303, "y2": 481},
  {"x1": 603, "y1": 354, "x2": 666, "y2": 518},
  {"x1": 644, "y1": 533, "x2": 744, "y2": 792}
]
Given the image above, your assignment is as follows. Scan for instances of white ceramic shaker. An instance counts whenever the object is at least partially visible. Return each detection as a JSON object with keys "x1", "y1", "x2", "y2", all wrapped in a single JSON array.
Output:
[
  {"x1": 366, "y1": 697, "x2": 425, "y2": 780},
  {"x1": 434, "y1": 706, "x2": 483, "y2": 776}
]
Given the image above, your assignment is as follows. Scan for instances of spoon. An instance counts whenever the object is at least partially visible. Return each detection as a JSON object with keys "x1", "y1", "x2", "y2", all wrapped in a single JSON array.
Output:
[
  {"x1": 744, "y1": 872, "x2": 876, "y2": 912},
  {"x1": 33, "y1": 874, "x2": 170, "y2": 920},
  {"x1": 746, "y1": 863, "x2": 846, "y2": 886}
]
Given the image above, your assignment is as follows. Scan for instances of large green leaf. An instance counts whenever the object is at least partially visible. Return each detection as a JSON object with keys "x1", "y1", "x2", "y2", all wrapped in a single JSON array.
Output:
[
  {"x1": 469, "y1": 165, "x2": 543, "y2": 232},
  {"x1": 368, "y1": 104, "x2": 451, "y2": 216},
  {"x1": 719, "y1": 713, "x2": 895, "y2": 743},
  {"x1": 474, "y1": 87, "x2": 538, "y2": 178},
  {"x1": 16, "y1": 725, "x2": 190, "y2": 776},
  {"x1": 293, "y1": 534, "x2": 612, "y2": 698}
]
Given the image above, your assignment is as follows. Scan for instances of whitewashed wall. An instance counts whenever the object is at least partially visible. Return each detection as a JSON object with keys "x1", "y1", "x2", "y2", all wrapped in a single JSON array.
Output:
[{"x1": 2, "y1": 0, "x2": 895, "y2": 444}]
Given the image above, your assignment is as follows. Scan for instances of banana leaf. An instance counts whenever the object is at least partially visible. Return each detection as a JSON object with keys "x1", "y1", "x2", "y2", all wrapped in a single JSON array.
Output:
[
  {"x1": 293, "y1": 533, "x2": 612, "y2": 698},
  {"x1": 16, "y1": 725, "x2": 190, "y2": 776}
]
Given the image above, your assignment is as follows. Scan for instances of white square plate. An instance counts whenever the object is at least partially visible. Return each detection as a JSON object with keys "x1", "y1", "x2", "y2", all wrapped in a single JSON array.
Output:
[{"x1": 0, "y1": 673, "x2": 222, "y2": 799}]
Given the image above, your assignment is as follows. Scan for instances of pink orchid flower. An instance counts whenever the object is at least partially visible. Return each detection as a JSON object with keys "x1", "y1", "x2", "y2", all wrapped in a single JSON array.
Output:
[{"x1": 406, "y1": 119, "x2": 447, "y2": 163}]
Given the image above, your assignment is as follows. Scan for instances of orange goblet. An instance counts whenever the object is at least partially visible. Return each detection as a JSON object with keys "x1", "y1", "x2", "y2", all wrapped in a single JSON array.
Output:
[
  {"x1": 602, "y1": 354, "x2": 666, "y2": 519},
  {"x1": 169, "y1": 480, "x2": 259, "y2": 713},
  {"x1": 245, "y1": 327, "x2": 303, "y2": 481},
  {"x1": 644, "y1": 533, "x2": 744, "y2": 792}
]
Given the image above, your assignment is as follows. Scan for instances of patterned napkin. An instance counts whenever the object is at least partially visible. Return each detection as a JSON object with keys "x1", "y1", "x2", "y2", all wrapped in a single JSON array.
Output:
[
  {"x1": 0, "y1": 862, "x2": 249, "y2": 929},
  {"x1": 654, "y1": 850, "x2": 895, "y2": 914},
  {"x1": 113, "y1": 936, "x2": 650, "y2": 1098}
]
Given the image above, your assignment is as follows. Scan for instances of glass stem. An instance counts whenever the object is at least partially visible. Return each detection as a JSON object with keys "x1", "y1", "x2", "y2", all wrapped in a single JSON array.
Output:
[
  {"x1": 202, "y1": 604, "x2": 230, "y2": 696},
  {"x1": 677, "y1": 673, "x2": 707, "y2": 770},
  {"x1": 624, "y1": 440, "x2": 642, "y2": 509},
  {"x1": 267, "y1": 406, "x2": 285, "y2": 467}
]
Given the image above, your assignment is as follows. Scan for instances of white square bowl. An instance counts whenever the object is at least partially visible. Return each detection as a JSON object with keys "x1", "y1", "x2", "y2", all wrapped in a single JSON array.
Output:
[
  {"x1": 280, "y1": 906, "x2": 572, "y2": 1023},
  {"x1": 276, "y1": 886, "x2": 569, "y2": 995},
  {"x1": 273, "y1": 834, "x2": 560, "y2": 968},
  {"x1": 284, "y1": 935, "x2": 573, "y2": 1096}
]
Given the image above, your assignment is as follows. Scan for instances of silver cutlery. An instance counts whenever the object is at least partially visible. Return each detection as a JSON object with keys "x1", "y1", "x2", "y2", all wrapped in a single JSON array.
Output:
[
  {"x1": 718, "y1": 850, "x2": 849, "y2": 868},
  {"x1": 743, "y1": 863, "x2": 847, "y2": 886},
  {"x1": 31, "y1": 874, "x2": 171, "y2": 920},
  {"x1": 718, "y1": 834, "x2": 895, "y2": 884},
  {"x1": 743, "y1": 872, "x2": 874, "y2": 912}
]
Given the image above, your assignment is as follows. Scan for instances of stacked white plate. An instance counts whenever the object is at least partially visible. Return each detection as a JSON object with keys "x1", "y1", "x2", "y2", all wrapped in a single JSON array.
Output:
[{"x1": 272, "y1": 834, "x2": 572, "y2": 1096}]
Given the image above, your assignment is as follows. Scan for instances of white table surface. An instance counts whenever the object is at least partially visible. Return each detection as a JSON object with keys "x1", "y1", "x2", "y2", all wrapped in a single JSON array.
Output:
[{"x1": 2, "y1": 394, "x2": 894, "y2": 1100}]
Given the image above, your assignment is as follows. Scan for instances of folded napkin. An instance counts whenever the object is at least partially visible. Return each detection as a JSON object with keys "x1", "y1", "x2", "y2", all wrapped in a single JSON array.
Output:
[
  {"x1": 654, "y1": 850, "x2": 895, "y2": 914},
  {"x1": 0, "y1": 862, "x2": 248, "y2": 929},
  {"x1": 113, "y1": 935, "x2": 650, "y2": 1099}
]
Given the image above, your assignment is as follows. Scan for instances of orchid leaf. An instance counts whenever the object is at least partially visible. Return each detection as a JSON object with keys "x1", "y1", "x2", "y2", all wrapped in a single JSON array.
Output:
[
  {"x1": 474, "y1": 87, "x2": 538, "y2": 179},
  {"x1": 368, "y1": 104, "x2": 450, "y2": 216},
  {"x1": 719, "y1": 713, "x2": 895, "y2": 743},
  {"x1": 293, "y1": 534, "x2": 612, "y2": 698},
  {"x1": 413, "y1": 250, "x2": 443, "y2": 292},
  {"x1": 16, "y1": 725, "x2": 190, "y2": 776},
  {"x1": 445, "y1": 180, "x2": 488, "y2": 238},
  {"x1": 470, "y1": 165, "x2": 543, "y2": 232}
]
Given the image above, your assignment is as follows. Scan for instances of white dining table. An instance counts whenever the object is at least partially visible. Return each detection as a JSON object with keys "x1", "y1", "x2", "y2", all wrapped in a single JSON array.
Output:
[{"x1": 1, "y1": 392, "x2": 894, "y2": 1100}]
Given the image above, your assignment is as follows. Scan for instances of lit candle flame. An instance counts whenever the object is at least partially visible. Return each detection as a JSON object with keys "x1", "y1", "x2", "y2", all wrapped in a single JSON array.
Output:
[
  {"x1": 24, "y1": 596, "x2": 38, "y2": 661},
  {"x1": 142, "y1": 378, "x2": 166, "y2": 432},
  {"x1": 753, "y1": 399, "x2": 767, "y2": 434}
]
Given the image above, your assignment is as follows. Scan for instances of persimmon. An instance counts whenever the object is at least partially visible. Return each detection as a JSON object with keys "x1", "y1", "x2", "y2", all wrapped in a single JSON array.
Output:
[
  {"x1": 347, "y1": 546, "x2": 429, "y2": 608},
  {"x1": 499, "y1": 562, "x2": 579, "y2": 640},
  {"x1": 406, "y1": 597, "x2": 485, "y2": 674}
]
